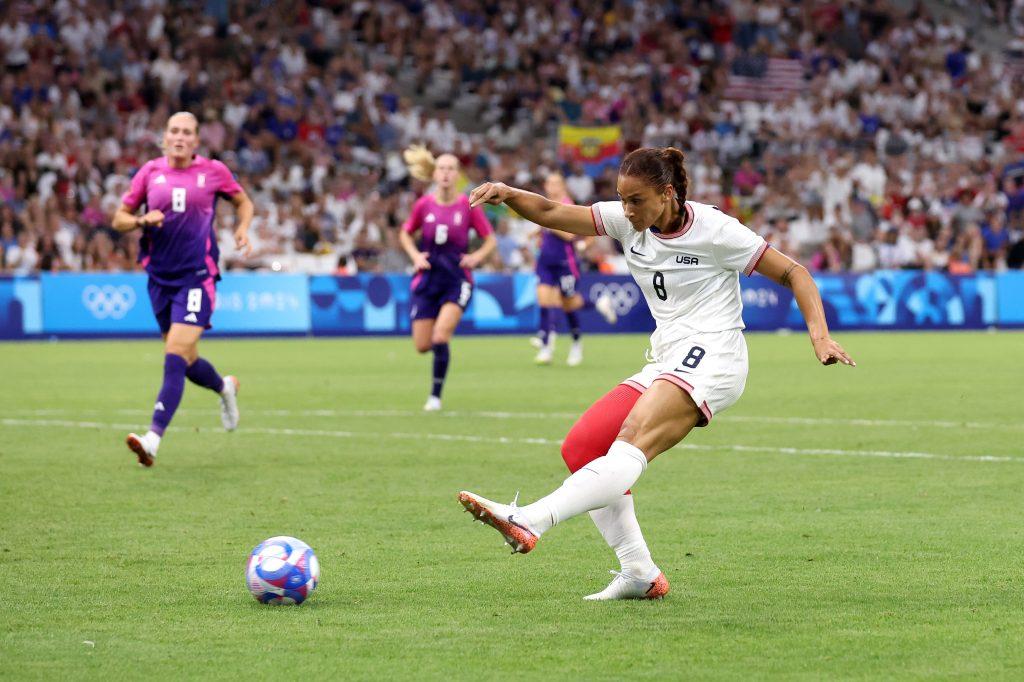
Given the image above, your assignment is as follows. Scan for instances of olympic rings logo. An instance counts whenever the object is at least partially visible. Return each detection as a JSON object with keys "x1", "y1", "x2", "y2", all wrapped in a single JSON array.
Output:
[
  {"x1": 81, "y1": 284, "x2": 137, "y2": 320},
  {"x1": 589, "y1": 282, "x2": 642, "y2": 316}
]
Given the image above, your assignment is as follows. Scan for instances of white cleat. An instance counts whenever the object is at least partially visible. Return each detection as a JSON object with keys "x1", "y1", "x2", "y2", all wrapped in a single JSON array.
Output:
[
  {"x1": 457, "y1": 491, "x2": 539, "y2": 554},
  {"x1": 535, "y1": 343, "x2": 554, "y2": 365},
  {"x1": 567, "y1": 341, "x2": 583, "y2": 367},
  {"x1": 529, "y1": 334, "x2": 544, "y2": 349},
  {"x1": 423, "y1": 395, "x2": 442, "y2": 411},
  {"x1": 220, "y1": 375, "x2": 240, "y2": 431},
  {"x1": 584, "y1": 569, "x2": 670, "y2": 601},
  {"x1": 595, "y1": 293, "x2": 618, "y2": 324},
  {"x1": 125, "y1": 431, "x2": 160, "y2": 468}
]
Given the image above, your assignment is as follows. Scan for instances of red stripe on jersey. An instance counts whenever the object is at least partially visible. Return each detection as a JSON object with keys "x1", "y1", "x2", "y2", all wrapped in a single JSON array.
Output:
[
  {"x1": 650, "y1": 202, "x2": 694, "y2": 240},
  {"x1": 590, "y1": 205, "x2": 606, "y2": 236},
  {"x1": 744, "y1": 242, "x2": 770, "y2": 276}
]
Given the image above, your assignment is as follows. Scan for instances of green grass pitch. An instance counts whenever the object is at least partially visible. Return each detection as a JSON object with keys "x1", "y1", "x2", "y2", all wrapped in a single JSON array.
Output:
[{"x1": 1, "y1": 331, "x2": 1022, "y2": 679}]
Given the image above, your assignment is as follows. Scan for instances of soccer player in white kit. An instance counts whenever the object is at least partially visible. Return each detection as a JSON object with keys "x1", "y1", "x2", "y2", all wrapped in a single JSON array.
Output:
[{"x1": 458, "y1": 147, "x2": 855, "y2": 600}]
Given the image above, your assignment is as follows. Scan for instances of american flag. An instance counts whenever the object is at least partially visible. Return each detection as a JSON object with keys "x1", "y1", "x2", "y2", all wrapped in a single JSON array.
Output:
[{"x1": 723, "y1": 58, "x2": 806, "y2": 101}]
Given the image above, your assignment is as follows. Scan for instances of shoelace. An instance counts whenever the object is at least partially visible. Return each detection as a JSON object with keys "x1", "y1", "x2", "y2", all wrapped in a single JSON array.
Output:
[{"x1": 607, "y1": 569, "x2": 644, "y2": 583}]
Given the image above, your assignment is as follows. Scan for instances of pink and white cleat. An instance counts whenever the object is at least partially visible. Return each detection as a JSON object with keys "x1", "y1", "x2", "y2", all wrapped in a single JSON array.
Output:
[
  {"x1": 457, "y1": 491, "x2": 539, "y2": 554},
  {"x1": 584, "y1": 569, "x2": 670, "y2": 601}
]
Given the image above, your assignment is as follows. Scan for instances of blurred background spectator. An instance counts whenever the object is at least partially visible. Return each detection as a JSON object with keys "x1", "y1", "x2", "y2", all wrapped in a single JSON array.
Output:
[{"x1": 1, "y1": 0, "x2": 1022, "y2": 276}]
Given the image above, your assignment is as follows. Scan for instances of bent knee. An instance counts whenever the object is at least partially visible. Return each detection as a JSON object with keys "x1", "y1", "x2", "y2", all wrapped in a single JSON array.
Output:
[
  {"x1": 165, "y1": 345, "x2": 197, "y2": 363},
  {"x1": 414, "y1": 341, "x2": 432, "y2": 354}
]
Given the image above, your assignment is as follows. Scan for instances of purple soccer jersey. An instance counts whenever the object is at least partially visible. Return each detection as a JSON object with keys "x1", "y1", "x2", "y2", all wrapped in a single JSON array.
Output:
[
  {"x1": 122, "y1": 154, "x2": 242, "y2": 286},
  {"x1": 537, "y1": 231, "x2": 580, "y2": 270}
]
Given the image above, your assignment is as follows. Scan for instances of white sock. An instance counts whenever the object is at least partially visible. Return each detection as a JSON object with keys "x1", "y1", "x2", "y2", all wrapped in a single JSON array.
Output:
[
  {"x1": 518, "y1": 440, "x2": 647, "y2": 535},
  {"x1": 589, "y1": 494, "x2": 657, "y2": 577}
]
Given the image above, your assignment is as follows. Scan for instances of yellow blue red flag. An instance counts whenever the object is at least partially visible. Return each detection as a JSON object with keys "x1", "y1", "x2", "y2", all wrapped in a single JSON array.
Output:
[{"x1": 558, "y1": 125, "x2": 622, "y2": 178}]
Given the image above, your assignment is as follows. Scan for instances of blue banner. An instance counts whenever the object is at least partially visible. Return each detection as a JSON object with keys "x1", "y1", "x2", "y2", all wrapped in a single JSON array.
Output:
[
  {"x1": 0, "y1": 276, "x2": 43, "y2": 339},
  {"x1": 740, "y1": 271, "x2": 998, "y2": 331},
  {"x1": 310, "y1": 273, "x2": 540, "y2": 335},
  {"x1": 0, "y1": 270, "x2": 1018, "y2": 339},
  {"x1": 207, "y1": 274, "x2": 309, "y2": 335},
  {"x1": 41, "y1": 273, "x2": 156, "y2": 334},
  {"x1": 996, "y1": 272, "x2": 1024, "y2": 326},
  {"x1": 37, "y1": 273, "x2": 309, "y2": 337}
]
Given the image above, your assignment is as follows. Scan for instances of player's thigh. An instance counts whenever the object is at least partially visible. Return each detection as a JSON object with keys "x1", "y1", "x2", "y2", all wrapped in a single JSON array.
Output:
[
  {"x1": 536, "y1": 284, "x2": 562, "y2": 307},
  {"x1": 562, "y1": 292, "x2": 584, "y2": 312},
  {"x1": 431, "y1": 302, "x2": 464, "y2": 344},
  {"x1": 147, "y1": 280, "x2": 174, "y2": 335},
  {"x1": 411, "y1": 319, "x2": 435, "y2": 353},
  {"x1": 617, "y1": 380, "x2": 703, "y2": 461},
  {"x1": 165, "y1": 323, "x2": 204, "y2": 362}
]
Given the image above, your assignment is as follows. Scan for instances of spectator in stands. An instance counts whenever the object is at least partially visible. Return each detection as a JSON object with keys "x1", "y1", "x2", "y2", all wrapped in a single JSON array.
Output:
[{"x1": 0, "y1": 0, "x2": 1020, "y2": 277}]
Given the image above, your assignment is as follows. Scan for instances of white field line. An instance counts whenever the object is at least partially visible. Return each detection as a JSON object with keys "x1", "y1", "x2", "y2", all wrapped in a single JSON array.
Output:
[
  {"x1": 2, "y1": 407, "x2": 1021, "y2": 432},
  {"x1": 2, "y1": 418, "x2": 1021, "y2": 464}
]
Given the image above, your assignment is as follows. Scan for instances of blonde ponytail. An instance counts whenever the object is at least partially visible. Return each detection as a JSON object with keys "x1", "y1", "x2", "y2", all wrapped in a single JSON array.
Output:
[{"x1": 403, "y1": 144, "x2": 437, "y2": 181}]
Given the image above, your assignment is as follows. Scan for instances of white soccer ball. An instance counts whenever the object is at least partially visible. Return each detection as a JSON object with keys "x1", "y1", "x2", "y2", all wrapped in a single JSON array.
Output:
[{"x1": 246, "y1": 536, "x2": 320, "y2": 605}]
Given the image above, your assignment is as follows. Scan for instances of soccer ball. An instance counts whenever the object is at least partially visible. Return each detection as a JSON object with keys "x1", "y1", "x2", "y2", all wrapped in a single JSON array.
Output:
[{"x1": 246, "y1": 536, "x2": 320, "y2": 605}]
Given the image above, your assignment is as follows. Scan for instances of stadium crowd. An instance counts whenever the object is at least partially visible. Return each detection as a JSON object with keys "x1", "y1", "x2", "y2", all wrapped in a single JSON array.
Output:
[{"x1": 2, "y1": 0, "x2": 1024, "y2": 277}]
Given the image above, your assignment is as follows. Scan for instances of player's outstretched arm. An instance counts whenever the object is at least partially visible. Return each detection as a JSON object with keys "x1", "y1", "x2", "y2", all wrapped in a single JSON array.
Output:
[
  {"x1": 469, "y1": 182, "x2": 597, "y2": 236},
  {"x1": 112, "y1": 203, "x2": 164, "y2": 232},
  {"x1": 754, "y1": 248, "x2": 856, "y2": 367}
]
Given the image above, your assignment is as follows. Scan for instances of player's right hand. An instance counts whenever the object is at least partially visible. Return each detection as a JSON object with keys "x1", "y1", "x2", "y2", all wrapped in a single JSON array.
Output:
[
  {"x1": 139, "y1": 210, "x2": 165, "y2": 227},
  {"x1": 412, "y1": 252, "x2": 431, "y2": 271},
  {"x1": 469, "y1": 182, "x2": 514, "y2": 208}
]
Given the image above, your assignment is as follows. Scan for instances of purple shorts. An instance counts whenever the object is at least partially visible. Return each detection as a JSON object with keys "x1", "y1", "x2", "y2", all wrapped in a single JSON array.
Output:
[
  {"x1": 536, "y1": 262, "x2": 578, "y2": 298},
  {"x1": 410, "y1": 273, "x2": 473, "y2": 320},
  {"x1": 147, "y1": 276, "x2": 216, "y2": 334}
]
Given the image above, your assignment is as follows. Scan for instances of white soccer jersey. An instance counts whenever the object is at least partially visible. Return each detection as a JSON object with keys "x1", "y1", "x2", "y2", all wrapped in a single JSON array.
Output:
[{"x1": 591, "y1": 200, "x2": 768, "y2": 360}]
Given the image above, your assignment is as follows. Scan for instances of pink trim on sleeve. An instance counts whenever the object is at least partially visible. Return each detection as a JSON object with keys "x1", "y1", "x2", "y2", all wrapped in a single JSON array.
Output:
[
  {"x1": 590, "y1": 204, "x2": 606, "y2": 236},
  {"x1": 743, "y1": 242, "x2": 770, "y2": 276}
]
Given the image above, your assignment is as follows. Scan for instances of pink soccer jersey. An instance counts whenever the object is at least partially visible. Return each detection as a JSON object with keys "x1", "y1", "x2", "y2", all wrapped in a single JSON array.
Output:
[
  {"x1": 122, "y1": 155, "x2": 243, "y2": 286},
  {"x1": 402, "y1": 194, "x2": 493, "y2": 280}
]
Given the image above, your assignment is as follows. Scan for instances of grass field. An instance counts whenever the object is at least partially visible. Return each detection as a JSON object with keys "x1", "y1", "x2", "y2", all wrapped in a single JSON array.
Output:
[{"x1": 1, "y1": 331, "x2": 1022, "y2": 679}]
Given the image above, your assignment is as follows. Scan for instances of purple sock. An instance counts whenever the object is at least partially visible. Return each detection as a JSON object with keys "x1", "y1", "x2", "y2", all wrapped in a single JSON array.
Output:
[
  {"x1": 186, "y1": 357, "x2": 225, "y2": 394},
  {"x1": 539, "y1": 307, "x2": 557, "y2": 344},
  {"x1": 566, "y1": 310, "x2": 581, "y2": 341},
  {"x1": 150, "y1": 354, "x2": 188, "y2": 436},
  {"x1": 431, "y1": 342, "x2": 450, "y2": 399}
]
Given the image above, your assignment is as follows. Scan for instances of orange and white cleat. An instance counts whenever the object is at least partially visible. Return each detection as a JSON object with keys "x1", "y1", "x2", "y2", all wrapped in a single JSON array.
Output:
[
  {"x1": 457, "y1": 491, "x2": 539, "y2": 554},
  {"x1": 126, "y1": 431, "x2": 159, "y2": 467},
  {"x1": 583, "y1": 569, "x2": 670, "y2": 601}
]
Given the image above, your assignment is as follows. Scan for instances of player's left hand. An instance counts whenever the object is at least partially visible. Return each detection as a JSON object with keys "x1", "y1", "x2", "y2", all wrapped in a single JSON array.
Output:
[
  {"x1": 812, "y1": 336, "x2": 856, "y2": 367},
  {"x1": 234, "y1": 228, "x2": 253, "y2": 257},
  {"x1": 460, "y1": 253, "x2": 481, "y2": 268}
]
